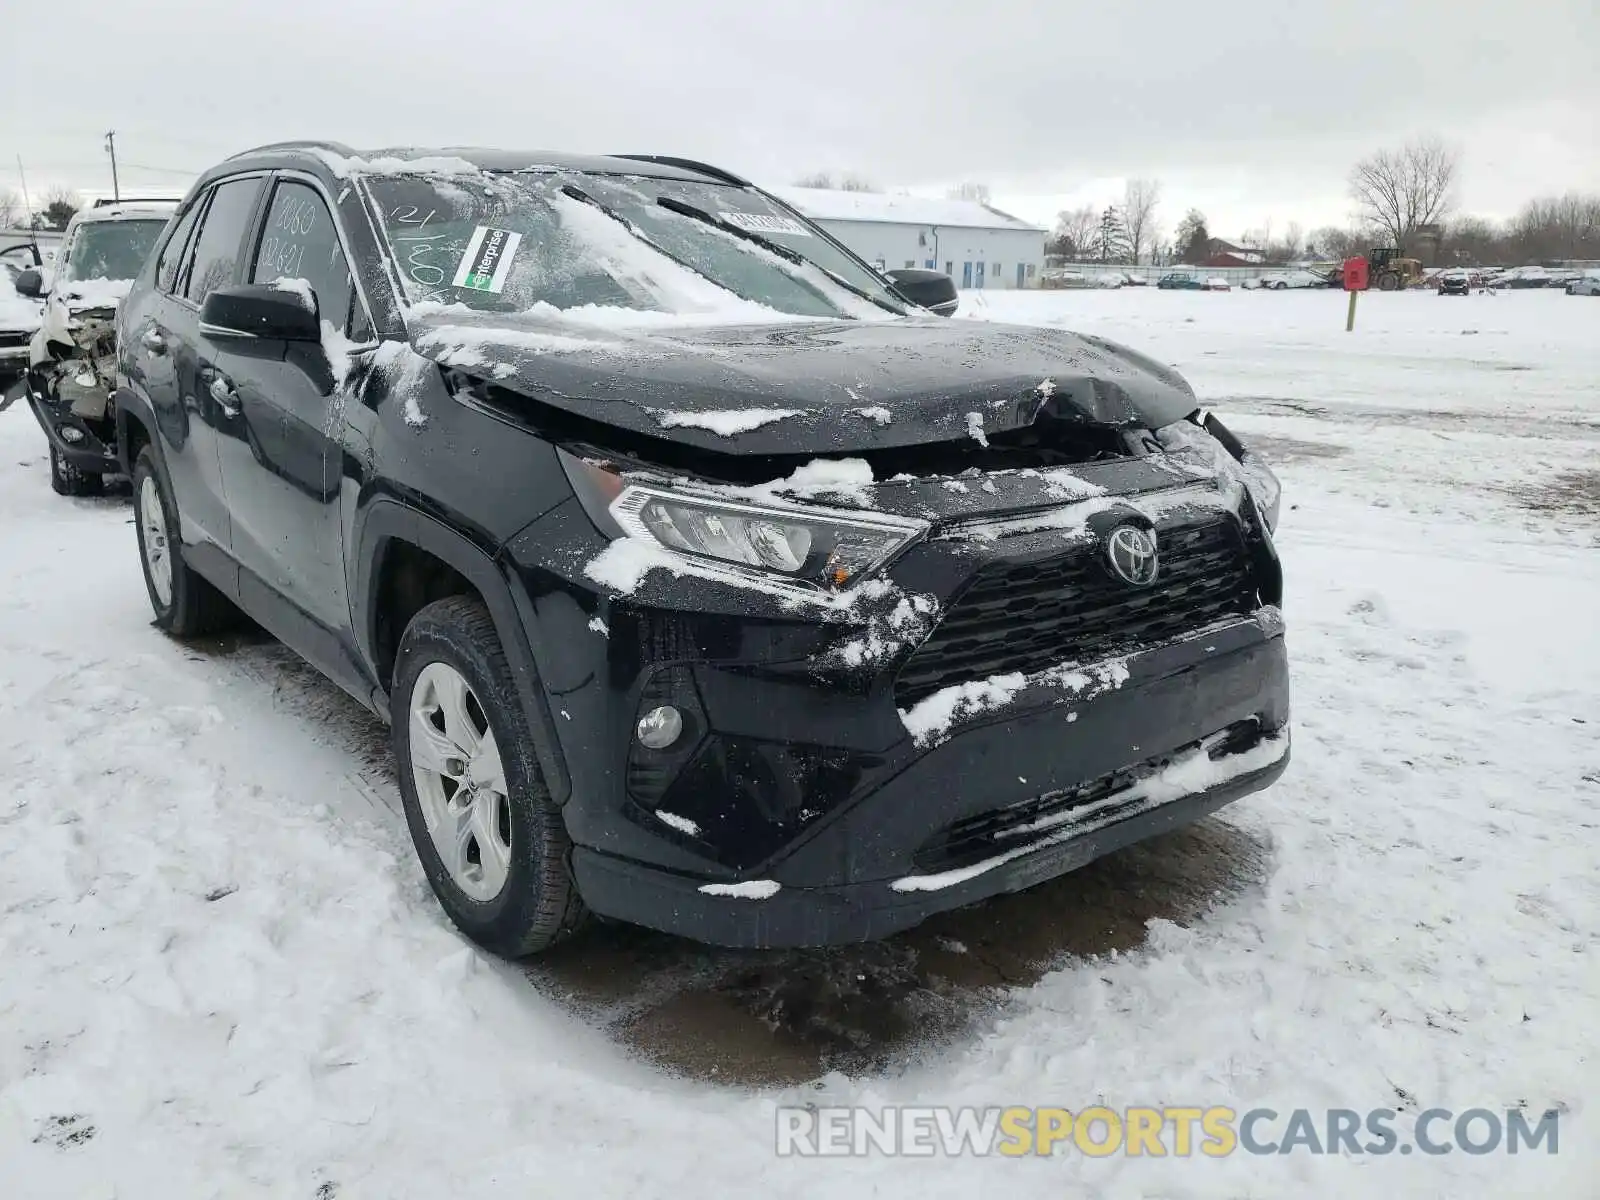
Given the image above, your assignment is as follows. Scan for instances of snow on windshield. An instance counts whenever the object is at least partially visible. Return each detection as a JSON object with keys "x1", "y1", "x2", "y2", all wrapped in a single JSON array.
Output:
[{"x1": 362, "y1": 170, "x2": 904, "y2": 326}]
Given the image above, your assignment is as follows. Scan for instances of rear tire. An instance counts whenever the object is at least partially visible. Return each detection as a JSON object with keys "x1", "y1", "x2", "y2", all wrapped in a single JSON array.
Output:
[
  {"x1": 392, "y1": 595, "x2": 586, "y2": 958},
  {"x1": 49, "y1": 445, "x2": 103, "y2": 497},
  {"x1": 131, "y1": 445, "x2": 234, "y2": 637}
]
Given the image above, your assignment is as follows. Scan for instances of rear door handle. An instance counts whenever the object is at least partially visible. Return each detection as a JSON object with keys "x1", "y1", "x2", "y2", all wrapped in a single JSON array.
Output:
[
  {"x1": 140, "y1": 329, "x2": 167, "y2": 355},
  {"x1": 208, "y1": 375, "x2": 240, "y2": 417}
]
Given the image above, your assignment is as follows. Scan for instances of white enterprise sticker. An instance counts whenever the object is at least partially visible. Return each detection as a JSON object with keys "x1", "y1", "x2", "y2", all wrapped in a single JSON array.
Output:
[
  {"x1": 719, "y1": 211, "x2": 812, "y2": 238},
  {"x1": 452, "y1": 225, "x2": 523, "y2": 293}
]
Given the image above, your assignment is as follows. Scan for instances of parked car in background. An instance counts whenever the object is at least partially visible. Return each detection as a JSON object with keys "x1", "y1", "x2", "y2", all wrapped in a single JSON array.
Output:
[
  {"x1": 1202, "y1": 276, "x2": 1232, "y2": 291},
  {"x1": 16, "y1": 202, "x2": 175, "y2": 494},
  {"x1": 1491, "y1": 265, "x2": 1559, "y2": 289},
  {"x1": 1040, "y1": 268, "x2": 1097, "y2": 289},
  {"x1": 0, "y1": 265, "x2": 44, "y2": 394},
  {"x1": 1156, "y1": 271, "x2": 1204, "y2": 290},
  {"x1": 117, "y1": 142, "x2": 1290, "y2": 957},
  {"x1": 1566, "y1": 270, "x2": 1600, "y2": 296},
  {"x1": 1438, "y1": 270, "x2": 1471, "y2": 296},
  {"x1": 1258, "y1": 269, "x2": 1334, "y2": 290}
]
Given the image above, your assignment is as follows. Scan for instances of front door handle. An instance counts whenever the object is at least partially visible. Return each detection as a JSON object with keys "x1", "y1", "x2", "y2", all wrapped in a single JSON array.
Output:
[
  {"x1": 140, "y1": 329, "x2": 167, "y2": 355},
  {"x1": 208, "y1": 375, "x2": 240, "y2": 417}
]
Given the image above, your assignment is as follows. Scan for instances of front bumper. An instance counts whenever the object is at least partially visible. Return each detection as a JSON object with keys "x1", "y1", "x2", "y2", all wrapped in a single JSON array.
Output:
[
  {"x1": 25, "y1": 383, "x2": 120, "y2": 475},
  {"x1": 507, "y1": 463, "x2": 1290, "y2": 948},
  {"x1": 575, "y1": 733, "x2": 1287, "y2": 948},
  {"x1": 565, "y1": 614, "x2": 1288, "y2": 947}
]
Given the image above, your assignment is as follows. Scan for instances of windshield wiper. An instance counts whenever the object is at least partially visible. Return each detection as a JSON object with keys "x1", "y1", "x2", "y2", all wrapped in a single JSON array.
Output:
[{"x1": 654, "y1": 196, "x2": 906, "y2": 316}]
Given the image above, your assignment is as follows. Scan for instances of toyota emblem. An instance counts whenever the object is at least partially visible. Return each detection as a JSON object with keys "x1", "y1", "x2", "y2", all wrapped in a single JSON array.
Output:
[{"x1": 1106, "y1": 525, "x2": 1159, "y2": 586}]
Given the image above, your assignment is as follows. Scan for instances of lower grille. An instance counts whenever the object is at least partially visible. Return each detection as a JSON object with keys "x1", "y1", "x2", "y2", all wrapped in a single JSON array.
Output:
[
  {"x1": 895, "y1": 513, "x2": 1256, "y2": 708},
  {"x1": 913, "y1": 719, "x2": 1264, "y2": 871}
]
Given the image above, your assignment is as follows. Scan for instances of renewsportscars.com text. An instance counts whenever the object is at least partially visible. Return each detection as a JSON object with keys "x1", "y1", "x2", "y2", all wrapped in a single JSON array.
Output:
[{"x1": 775, "y1": 1106, "x2": 1561, "y2": 1158}]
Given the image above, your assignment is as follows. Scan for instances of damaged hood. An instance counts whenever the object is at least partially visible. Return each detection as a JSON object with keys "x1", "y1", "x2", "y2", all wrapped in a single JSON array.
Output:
[
  {"x1": 405, "y1": 310, "x2": 1201, "y2": 455},
  {"x1": 54, "y1": 278, "x2": 135, "y2": 317}
]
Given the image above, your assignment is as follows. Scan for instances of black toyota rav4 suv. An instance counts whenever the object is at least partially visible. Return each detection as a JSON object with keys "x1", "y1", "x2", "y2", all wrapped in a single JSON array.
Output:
[{"x1": 116, "y1": 143, "x2": 1289, "y2": 956}]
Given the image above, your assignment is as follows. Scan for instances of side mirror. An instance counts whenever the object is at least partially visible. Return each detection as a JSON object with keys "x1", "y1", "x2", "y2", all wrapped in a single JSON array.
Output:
[
  {"x1": 199, "y1": 283, "x2": 320, "y2": 342},
  {"x1": 884, "y1": 267, "x2": 960, "y2": 317},
  {"x1": 13, "y1": 268, "x2": 44, "y2": 298}
]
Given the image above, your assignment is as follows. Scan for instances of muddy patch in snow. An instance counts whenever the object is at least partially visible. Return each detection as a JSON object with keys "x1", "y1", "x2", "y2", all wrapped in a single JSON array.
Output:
[
  {"x1": 1239, "y1": 433, "x2": 1351, "y2": 462},
  {"x1": 1511, "y1": 468, "x2": 1600, "y2": 520},
  {"x1": 527, "y1": 818, "x2": 1266, "y2": 1087}
]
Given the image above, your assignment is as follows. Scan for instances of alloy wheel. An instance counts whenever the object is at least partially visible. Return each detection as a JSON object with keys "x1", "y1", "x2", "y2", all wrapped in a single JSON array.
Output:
[
  {"x1": 409, "y1": 661, "x2": 512, "y2": 902},
  {"x1": 138, "y1": 475, "x2": 173, "y2": 606}
]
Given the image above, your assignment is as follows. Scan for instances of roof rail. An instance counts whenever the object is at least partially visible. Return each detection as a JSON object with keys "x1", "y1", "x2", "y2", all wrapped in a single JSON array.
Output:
[
  {"x1": 92, "y1": 196, "x2": 183, "y2": 208},
  {"x1": 611, "y1": 155, "x2": 749, "y2": 187},
  {"x1": 225, "y1": 140, "x2": 359, "y2": 162}
]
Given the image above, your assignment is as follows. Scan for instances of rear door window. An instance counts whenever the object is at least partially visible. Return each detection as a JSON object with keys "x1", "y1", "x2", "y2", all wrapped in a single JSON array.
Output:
[
  {"x1": 155, "y1": 201, "x2": 204, "y2": 294},
  {"x1": 181, "y1": 177, "x2": 263, "y2": 305},
  {"x1": 249, "y1": 180, "x2": 354, "y2": 333}
]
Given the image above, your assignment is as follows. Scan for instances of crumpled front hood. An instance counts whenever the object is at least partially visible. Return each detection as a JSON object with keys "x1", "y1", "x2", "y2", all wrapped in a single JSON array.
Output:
[
  {"x1": 56, "y1": 278, "x2": 135, "y2": 317},
  {"x1": 405, "y1": 309, "x2": 1201, "y2": 455}
]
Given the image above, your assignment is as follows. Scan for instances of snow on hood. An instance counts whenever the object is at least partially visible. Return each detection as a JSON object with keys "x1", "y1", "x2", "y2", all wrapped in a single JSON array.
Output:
[
  {"x1": 57, "y1": 278, "x2": 134, "y2": 312},
  {"x1": 403, "y1": 307, "x2": 1201, "y2": 457}
]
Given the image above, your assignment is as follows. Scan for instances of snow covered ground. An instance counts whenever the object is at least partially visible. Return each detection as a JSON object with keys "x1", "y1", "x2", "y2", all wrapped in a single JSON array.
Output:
[{"x1": 2, "y1": 288, "x2": 1597, "y2": 1197}]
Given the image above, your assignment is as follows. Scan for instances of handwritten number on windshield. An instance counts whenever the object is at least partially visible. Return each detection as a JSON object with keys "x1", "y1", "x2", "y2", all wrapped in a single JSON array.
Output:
[{"x1": 390, "y1": 206, "x2": 448, "y2": 287}]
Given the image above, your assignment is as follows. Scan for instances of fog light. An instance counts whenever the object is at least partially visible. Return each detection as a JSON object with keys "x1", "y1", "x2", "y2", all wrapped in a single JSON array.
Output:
[
  {"x1": 60, "y1": 426, "x2": 85, "y2": 444},
  {"x1": 636, "y1": 705, "x2": 683, "y2": 750}
]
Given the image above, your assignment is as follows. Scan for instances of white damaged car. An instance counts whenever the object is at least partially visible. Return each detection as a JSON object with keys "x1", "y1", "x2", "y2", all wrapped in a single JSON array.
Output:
[{"x1": 14, "y1": 202, "x2": 174, "y2": 494}]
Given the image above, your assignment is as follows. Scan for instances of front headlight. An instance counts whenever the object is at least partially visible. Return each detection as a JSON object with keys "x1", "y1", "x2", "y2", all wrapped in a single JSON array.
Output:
[{"x1": 609, "y1": 484, "x2": 926, "y2": 593}]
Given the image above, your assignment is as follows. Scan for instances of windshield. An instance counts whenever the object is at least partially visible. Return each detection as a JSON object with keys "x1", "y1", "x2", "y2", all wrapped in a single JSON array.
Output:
[
  {"x1": 362, "y1": 171, "x2": 908, "y2": 322},
  {"x1": 59, "y1": 219, "x2": 166, "y2": 284}
]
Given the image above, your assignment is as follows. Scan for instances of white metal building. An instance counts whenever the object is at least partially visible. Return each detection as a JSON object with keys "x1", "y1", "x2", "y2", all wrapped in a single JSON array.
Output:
[{"x1": 769, "y1": 187, "x2": 1047, "y2": 289}]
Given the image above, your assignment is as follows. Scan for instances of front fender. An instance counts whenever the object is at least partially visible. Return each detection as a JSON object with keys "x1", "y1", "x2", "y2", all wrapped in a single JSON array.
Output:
[{"x1": 354, "y1": 497, "x2": 572, "y2": 804}]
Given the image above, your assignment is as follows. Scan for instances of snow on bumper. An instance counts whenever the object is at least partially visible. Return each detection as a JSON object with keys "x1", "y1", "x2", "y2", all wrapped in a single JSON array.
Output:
[{"x1": 568, "y1": 611, "x2": 1290, "y2": 947}]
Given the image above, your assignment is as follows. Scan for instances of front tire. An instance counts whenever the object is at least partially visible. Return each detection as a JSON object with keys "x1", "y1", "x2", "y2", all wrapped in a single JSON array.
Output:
[
  {"x1": 131, "y1": 446, "x2": 233, "y2": 636},
  {"x1": 392, "y1": 596, "x2": 586, "y2": 957},
  {"x1": 50, "y1": 444, "x2": 103, "y2": 497}
]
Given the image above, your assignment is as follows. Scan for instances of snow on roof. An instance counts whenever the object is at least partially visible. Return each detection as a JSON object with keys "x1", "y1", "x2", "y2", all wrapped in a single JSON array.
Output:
[{"x1": 770, "y1": 186, "x2": 1046, "y2": 233}]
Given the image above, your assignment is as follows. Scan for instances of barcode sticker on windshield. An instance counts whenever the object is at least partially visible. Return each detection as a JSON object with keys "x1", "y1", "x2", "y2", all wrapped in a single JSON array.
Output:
[
  {"x1": 452, "y1": 225, "x2": 522, "y2": 293},
  {"x1": 718, "y1": 212, "x2": 812, "y2": 238}
]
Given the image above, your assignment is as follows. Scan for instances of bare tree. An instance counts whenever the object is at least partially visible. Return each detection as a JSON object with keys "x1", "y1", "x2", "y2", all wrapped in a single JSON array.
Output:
[
  {"x1": 1281, "y1": 221, "x2": 1304, "y2": 261},
  {"x1": 0, "y1": 189, "x2": 20, "y2": 228},
  {"x1": 1442, "y1": 215, "x2": 1502, "y2": 264},
  {"x1": 1348, "y1": 136, "x2": 1459, "y2": 254},
  {"x1": 1508, "y1": 192, "x2": 1600, "y2": 261},
  {"x1": 32, "y1": 186, "x2": 82, "y2": 231},
  {"x1": 1306, "y1": 226, "x2": 1361, "y2": 261},
  {"x1": 1121, "y1": 179, "x2": 1161, "y2": 264},
  {"x1": 792, "y1": 171, "x2": 877, "y2": 192},
  {"x1": 947, "y1": 181, "x2": 992, "y2": 205},
  {"x1": 1050, "y1": 205, "x2": 1098, "y2": 260},
  {"x1": 837, "y1": 173, "x2": 878, "y2": 193}
]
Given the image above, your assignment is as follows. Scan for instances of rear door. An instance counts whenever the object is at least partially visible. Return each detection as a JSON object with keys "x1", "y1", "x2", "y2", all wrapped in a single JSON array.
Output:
[{"x1": 210, "y1": 173, "x2": 373, "y2": 648}]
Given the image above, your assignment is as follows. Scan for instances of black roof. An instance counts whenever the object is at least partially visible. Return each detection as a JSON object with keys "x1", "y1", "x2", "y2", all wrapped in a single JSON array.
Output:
[{"x1": 216, "y1": 142, "x2": 748, "y2": 187}]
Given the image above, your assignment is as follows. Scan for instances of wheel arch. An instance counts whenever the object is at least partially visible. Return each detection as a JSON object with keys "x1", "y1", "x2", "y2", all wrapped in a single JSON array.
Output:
[
  {"x1": 114, "y1": 386, "x2": 161, "y2": 478},
  {"x1": 356, "y1": 498, "x2": 571, "y2": 803}
]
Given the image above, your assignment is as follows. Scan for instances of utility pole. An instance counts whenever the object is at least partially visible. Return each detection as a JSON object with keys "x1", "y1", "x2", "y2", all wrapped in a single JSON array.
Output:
[{"x1": 105, "y1": 130, "x2": 120, "y2": 202}]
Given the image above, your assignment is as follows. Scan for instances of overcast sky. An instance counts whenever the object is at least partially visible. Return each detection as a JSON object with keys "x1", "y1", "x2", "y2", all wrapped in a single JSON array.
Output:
[{"x1": 4, "y1": 0, "x2": 1596, "y2": 238}]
